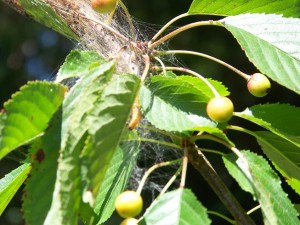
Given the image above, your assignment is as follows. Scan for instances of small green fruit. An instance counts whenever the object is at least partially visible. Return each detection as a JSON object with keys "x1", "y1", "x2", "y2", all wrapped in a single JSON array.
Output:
[
  {"x1": 247, "y1": 73, "x2": 271, "y2": 97},
  {"x1": 206, "y1": 96, "x2": 234, "y2": 123},
  {"x1": 115, "y1": 191, "x2": 143, "y2": 218},
  {"x1": 91, "y1": 0, "x2": 117, "y2": 13},
  {"x1": 120, "y1": 218, "x2": 139, "y2": 225}
]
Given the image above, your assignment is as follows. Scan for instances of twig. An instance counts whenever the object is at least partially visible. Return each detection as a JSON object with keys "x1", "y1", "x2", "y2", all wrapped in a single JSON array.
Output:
[{"x1": 188, "y1": 147, "x2": 255, "y2": 225}]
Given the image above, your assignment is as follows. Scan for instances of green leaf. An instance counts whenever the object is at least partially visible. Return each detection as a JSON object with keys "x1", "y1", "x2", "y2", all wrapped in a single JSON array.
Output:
[
  {"x1": 80, "y1": 73, "x2": 140, "y2": 204},
  {"x1": 0, "y1": 163, "x2": 31, "y2": 216},
  {"x1": 19, "y1": 0, "x2": 78, "y2": 40},
  {"x1": 224, "y1": 151, "x2": 300, "y2": 225},
  {"x1": 92, "y1": 138, "x2": 140, "y2": 224},
  {"x1": 44, "y1": 61, "x2": 116, "y2": 225},
  {"x1": 254, "y1": 131, "x2": 300, "y2": 195},
  {"x1": 0, "y1": 81, "x2": 66, "y2": 159},
  {"x1": 141, "y1": 189, "x2": 211, "y2": 225},
  {"x1": 23, "y1": 109, "x2": 62, "y2": 225},
  {"x1": 235, "y1": 103, "x2": 300, "y2": 146},
  {"x1": 188, "y1": 0, "x2": 300, "y2": 17},
  {"x1": 221, "y1": 14, "x2": 300, "y2": 94},
  {"x1": 140, "y1": 75, "x2": 229, "y2": 132},
  {"x1": 56, "y1": 50, "x2": 106, "y2": 82}
]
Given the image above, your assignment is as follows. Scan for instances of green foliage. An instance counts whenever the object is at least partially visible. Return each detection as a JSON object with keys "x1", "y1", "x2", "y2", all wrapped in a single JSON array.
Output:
[
  {"x1": 140, "y1": 75, "x2": 228, "y2": 132},
  {"x1": 56, "y1": 50, "x2": 106, "y2": 82},
  {"x1": 141, "y1": 189, "x2": 211, "y2": 225},
  {"x1": 92, "y1": 139, "x2": 140, "y2": 224},
  {"x1": 223, "y1": 151, "x2": 300, "y2": 225},
  {"x1": 255, "y1": 131, "x2": 300, "y2": 195},
  {"x1": 1, "y1": 1, "x2": 300, "y2": 225},
  {"x1": 0, "y1": 163, "x2": 31, "y2": 216},
  {"x1": 235, "y1": 103, "x2": 300, "y2": 146},
  {"x1": 23, "y1": 110, "x2": 62, "y2": 225},
  {"x1": 0, "y1": 81, "x2": 66, "y2": 159},
  {"x1": 19, "y1": 0, "x2": 78, "y2": 40},
  {"x1": 221, "y1": 14, "x2": 300, "y2": 95},
  {"x1": 188, "y1": 0, "x2": 300, "y2": 17}
]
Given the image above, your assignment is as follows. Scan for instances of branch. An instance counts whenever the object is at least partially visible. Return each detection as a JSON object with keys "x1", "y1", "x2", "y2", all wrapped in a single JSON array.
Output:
[
  {"x1": 2, "y1": 0, "x2": 142, "y2": 75},
  {"x1": 188, "y1": 147, "x2": 256, "y2": 225}
]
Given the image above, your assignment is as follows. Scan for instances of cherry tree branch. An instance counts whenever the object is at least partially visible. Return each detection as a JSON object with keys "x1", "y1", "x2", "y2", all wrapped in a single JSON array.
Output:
[
  {"x1": 1, "y1": 0, "x2": 142, "y2": 75},
  {"x1": 188, "y1": 147, "x2": 256, "y2": 225}
]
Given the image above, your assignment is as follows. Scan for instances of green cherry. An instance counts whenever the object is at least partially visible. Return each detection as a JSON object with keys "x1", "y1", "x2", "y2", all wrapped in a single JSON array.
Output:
[
  {"x1": 115, "y1": 191, "x2": 143, "y2": 218},
  {"x1": 247, "y1": 73, "x2": 271, "y2": 97},
  {"x1": 206, "y1": 96, "x2": 234, "y2": 123}
]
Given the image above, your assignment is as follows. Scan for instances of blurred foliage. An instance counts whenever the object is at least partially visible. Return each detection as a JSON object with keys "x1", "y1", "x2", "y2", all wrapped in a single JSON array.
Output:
[{"x1": 0, "y1": 1, "x2": 299, "y2": 224}]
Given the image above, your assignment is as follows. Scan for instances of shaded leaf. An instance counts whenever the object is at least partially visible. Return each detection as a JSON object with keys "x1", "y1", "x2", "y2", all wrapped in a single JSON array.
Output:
[
  {"x1": 235, "y1": 103, "x2": 300, "y2": 146},
  {"x1": 141, "y1": 189, "x2": 211, "y2": 225},
  {"x1": 140, "y1": 75, "x2": 229, "y2": 132},
  {"x1": 255, "y1": 131, "x2": 300, "y2": 195},
  {"x1": 92, "y1": 138, "x2": 140, "y2": 224},
  {"x1": 221, "y1": 14, "x2": 300, "y2": 94},
  {"x1": 56, "y1": 50, "x2": 106, "y2": 82},
  {"x1": 188, "y1": 0, "x2": 300, "y2": 17},
  {"x1": 23, "y1": 109, "x2": 62, "y2": 225},
  {"x1": 224, "y1": 151, "x2": 300, "y2": 225},
  {"x1": 0, "y1": 81, "x2": 66, "y2": 159},
  {"x1": 19, "y1": 0, "x2": 78, "y2": 40},
  {"x1": 0, "y1": 163, "x2": 31, "y2": 216}
]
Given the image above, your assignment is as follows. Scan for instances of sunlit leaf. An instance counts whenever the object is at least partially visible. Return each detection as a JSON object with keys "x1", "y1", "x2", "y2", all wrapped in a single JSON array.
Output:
[
  {"x1": 19, "y1": 0, "x2": 78, "y2": 40},
  {"x1": 221, "y1": 14, "x2": 300, "y2": 94},
  {"x1": 44, "y1": 61, "x2": 116, "y2": 225},
  {"x1": 224, "y1": 151, "x2": 300, "y2": 225},
  {"x1": 141, "y1": 189, "x2": 211, "y2": 225},
  {"x1": 0, "y1": 163, "x2": 31, "y2": 216},
  {"x1": 0, "y1": 81, "x2": 66, "y2": 159},
  {"x1": 56, "y1": 50, "x2": 106, "y2": 82},
  {"x1": 188, "y1": 0, "x2": 300, "y2": 17},
  {"x1": 80, "y1": 73, "x2": 140, "y2": 205},
  {"x1": 140, "y1": 75, "x2": 229, "y2": 132}
]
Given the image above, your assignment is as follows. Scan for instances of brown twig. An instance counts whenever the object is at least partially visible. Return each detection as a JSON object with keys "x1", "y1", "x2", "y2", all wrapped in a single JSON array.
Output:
[{"x1": 188, "y1": 147, "x2": 256, "y2": 225}]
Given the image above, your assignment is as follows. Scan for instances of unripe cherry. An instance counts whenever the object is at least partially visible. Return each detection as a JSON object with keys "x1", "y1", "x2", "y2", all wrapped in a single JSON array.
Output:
[
  {"x1": 91, "y1": 0, "x2": 117, "y2": 13},
  {"x1": 120, "y1": 218, "x2": 139, "y2": 225},
  {"x1": 206, "y1": 96, "x2": 234, "y2": 123},
  {"x1": 247, "y1": 73, "x2": 271, "y2": 97},
  {"x1": 115, "y1": 191, "x2": 143, "y2": 218}
]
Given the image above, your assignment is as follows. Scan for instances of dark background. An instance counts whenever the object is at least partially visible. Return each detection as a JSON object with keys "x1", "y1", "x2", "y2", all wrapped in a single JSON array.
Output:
[{"x1": 0, "y1": 1, "x2": 299, "y2": 224}]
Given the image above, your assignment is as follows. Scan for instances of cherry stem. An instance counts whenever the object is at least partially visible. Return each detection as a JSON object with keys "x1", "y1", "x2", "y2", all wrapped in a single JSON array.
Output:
[
  {"x1": 247, "y1": 205, "x2": 261, "y2": 215},
  {"x1": 154, "y1": 57, "x2": 167, "y2": 75},
  {"x1": 153, "y1": 66, "x2": 220, "y2": 97},
  {"x1": 117, "y1": 0, "x2": 136, "y2": 41},
  {"x1": 158, "y1": 50, "x2": 251, "y2": 80},
  {"x1": 195, "y1": 147, "x2": 226, "y2": 156},
  {"x1": 159, "y1": 166, "x2": 182, "y2": 196},
  {"x1": 208, "y1": 211, "x2": 236, "y2": 224},
  {"x1": 130, "y1": 137, "x2": 183, "y2": 150},
  {"x1": 149, "y1": 20, "x2": 222, "y2": 49},
  {"x1": 149, "y1": 13, "x2": 189, "y2": 45},
  {"x1": 189, "y1": 133, "x2": 248, "y2": 164},
  {"x1": 136, "y1": 159, "x2": 182, "y2": 195},
  {"x1": 179, "y1": 140, "x2": 189, "y2": 188},
  {"x1": 140, "y1": 54, "x2": 150, "y2": 81}
]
